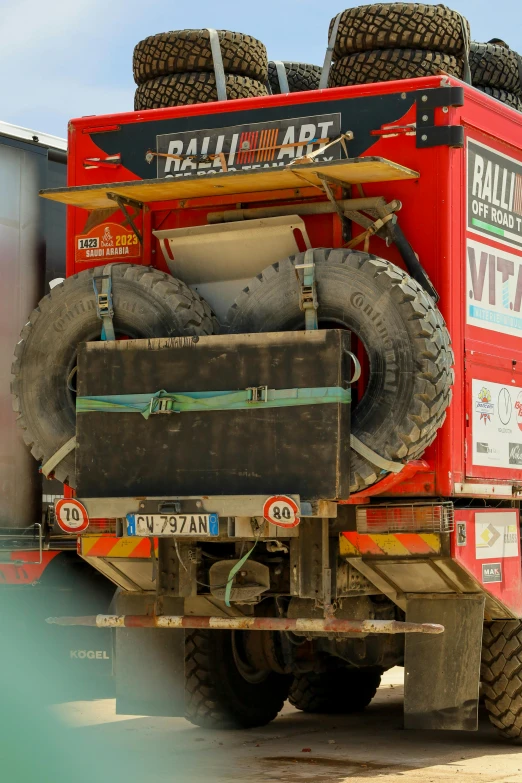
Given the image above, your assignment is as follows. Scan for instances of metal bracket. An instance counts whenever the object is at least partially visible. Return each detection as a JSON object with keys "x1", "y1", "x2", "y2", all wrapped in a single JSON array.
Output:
[
  {"x1": 246, "y1": 386, "x2": 268, "y2": 403},
  {"x1": 295, "y1": 249, "x2": 318, "y2": 330},
  {"x1": 415, "y1": 87, "x2": 465, "y2": 149},
  {"x1": 106, "y1": 192, "x2": 143, "y2": 244}
]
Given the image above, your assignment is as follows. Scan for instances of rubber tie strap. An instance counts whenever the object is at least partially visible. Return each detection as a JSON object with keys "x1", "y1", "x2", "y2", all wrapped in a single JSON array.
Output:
[
  {"x1": 319, "y1": 11, "x2": 342, "y2": 89},
  {"x1": 41, "y1": 436, "x2": 77, "y2": 479},
  {"x1": 93, "y1": 264, "x2": 116, "y2": 341},
  {"x1": 225, "y1": 544, "x2": 257, "y2": 607},
  {"x1": 271, "y1": 60, "x2": 290, "y2": 94},
  {"x1": 350, "y1": 434, "x2": 404, "y2": 474},
  {"x1": 206, "y1": 29, "x2": 227, "y2": 101},
  {"x1": 76, "y1": 386, "x2": 351, "y2": 418}
]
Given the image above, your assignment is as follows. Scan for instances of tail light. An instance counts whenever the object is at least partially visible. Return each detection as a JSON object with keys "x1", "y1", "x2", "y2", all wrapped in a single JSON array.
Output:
[{"x1": 356, "y1": 503, "x2": 454, "y2": 534}]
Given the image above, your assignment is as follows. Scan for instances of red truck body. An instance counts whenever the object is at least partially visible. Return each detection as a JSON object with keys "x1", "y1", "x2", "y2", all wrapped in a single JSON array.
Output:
[{"x1": 54, "y1": 75, "x2": 522, "y2": 618}]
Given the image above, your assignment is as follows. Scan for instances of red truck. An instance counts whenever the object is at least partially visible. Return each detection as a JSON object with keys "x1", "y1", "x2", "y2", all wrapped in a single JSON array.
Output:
[{"x1": 12, "y1": 71, "x2": 522, "y2": 740}]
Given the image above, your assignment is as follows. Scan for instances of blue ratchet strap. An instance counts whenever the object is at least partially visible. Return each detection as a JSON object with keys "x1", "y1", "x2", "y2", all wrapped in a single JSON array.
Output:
[
  {"x1": 76, "y1": 386, "x2": 351, "y2": 419},
  {"x1": 93, "y1": 265, "x2": 115, "y2": 341}
]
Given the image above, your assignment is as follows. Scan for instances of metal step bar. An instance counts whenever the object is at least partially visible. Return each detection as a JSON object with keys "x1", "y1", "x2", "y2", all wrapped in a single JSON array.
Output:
[{"x1": 47, "y1": 614, "x2": 444, "y2": 635}]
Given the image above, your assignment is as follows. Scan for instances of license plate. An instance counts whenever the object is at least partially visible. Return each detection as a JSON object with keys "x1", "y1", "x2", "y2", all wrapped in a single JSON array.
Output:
[{"x1": 126, "y1": 513, "x2": 219, "y2": 537}]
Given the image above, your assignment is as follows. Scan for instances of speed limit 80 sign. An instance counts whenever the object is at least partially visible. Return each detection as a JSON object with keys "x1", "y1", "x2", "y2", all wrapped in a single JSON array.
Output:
[
  {"x1": 54, "y1": 498, "x2": 90, "y2": 534},
  {"x1": 263, "y1": 496, "x2": 300, "y2": 528}
]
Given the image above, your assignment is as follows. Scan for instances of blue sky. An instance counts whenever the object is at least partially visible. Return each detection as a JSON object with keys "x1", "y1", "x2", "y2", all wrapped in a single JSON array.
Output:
[{"x1": 1, "y1": 0, "x2": 520, "y2": 139}]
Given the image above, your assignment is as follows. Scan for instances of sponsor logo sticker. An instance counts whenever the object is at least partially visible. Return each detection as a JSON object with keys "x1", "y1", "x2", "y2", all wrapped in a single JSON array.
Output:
[
  {"x1": 476, "y1": 387, "x2": 494, "y2": 424},
  {"x1": 475, "y1": 511, "x2": 519, "y2": 559},
  {"x1": 482, "y1": 562, "x2": 502, "y2": 583},
  {"x1": 457, "y1": 522, "x2": 467, "y2": 546},
  {"x1": 467, "y1": 138, "x2": 522, "y2": 250},
  {"x1": 75, "y1": 223, "x2": 140, "y2": 263},
  {"x1": 156, "y1": 113, "x2": 341, "y2": 179},
  {"x1": 472, "y1": 380, "x2": 522, "y2": 468},
  {"x1": 509, "y1": 442, "x2": 522, "y2": 465}
]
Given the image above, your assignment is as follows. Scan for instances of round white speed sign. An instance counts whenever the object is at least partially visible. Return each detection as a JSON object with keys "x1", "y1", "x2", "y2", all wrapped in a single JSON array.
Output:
[
  {"x1": 55, "y1": 498, "x2": 89, "y2": 534},
  {"x1": 263, "y1": 495, "x2": 300, "y2": 528}
]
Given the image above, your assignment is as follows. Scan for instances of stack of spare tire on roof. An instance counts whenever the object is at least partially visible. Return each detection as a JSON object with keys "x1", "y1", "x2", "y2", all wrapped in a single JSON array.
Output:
[
  {"x1": 133, "y1": 29, "x2": 269, "y2": 110},
  {"x1": 131, "y1": 7, "x2": 522, "y2": 113},
  {"x1": 132, "y1": 28, "x2": 323, "y2": 109},
  {"x1": 469, "y1": 40, "x2": 522, "y2": 111},
  {"x1": 326, "y1": 3, "x2": 469, "y2": 87}
]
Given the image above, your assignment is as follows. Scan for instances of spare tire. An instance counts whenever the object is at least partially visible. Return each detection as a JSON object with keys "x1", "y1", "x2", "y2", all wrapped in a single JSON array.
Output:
[
  {"x1": 268, "y1": 61, "x2": 321, "y2": 94},
  {"x1": 470, "y1": 42, "x2": 522, "y2": 96},
  {"x1": 11, "y1": 264, "x2": 218, "y2": 487},
  {"x1": 328, "y1": 49, "x2": 463, "y2": 88},
  {"x1": 476, "y1": 86, "x2": 522, "y2": 111},
  {"x1": 329, "y1": 4, "x2": 470, "y2": 58},
  {"x1": 133, "y1": 29, "x2": 268, "y2": 85},
  {"x1": 135, "y1": 72, "x2": 267, "y2": 110},
  {"x1": 226, "y1": 249, "x2": 454, "y2": 492}
]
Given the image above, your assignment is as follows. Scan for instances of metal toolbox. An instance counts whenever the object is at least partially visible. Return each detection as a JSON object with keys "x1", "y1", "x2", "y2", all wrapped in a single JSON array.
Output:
[{"x1": 76, "y1": 329, "x2": 351, "y2": 500}]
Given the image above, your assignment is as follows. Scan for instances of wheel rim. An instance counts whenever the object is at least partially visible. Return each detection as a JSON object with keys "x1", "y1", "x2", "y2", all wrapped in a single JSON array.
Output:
[{"x1": 231, "y1": 632, "x2": 271, "y2": 684}]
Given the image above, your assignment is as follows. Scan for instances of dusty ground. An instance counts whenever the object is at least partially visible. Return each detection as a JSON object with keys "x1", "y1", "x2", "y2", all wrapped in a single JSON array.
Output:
[{"x1": 53, "y1": 669, "x2": 522, "y2": 783}]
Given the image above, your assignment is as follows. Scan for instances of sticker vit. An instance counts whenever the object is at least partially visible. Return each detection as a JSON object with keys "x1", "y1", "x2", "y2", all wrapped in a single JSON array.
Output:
[{"x1": 467, "y1": 238, "x2": 522, "y2": 337}]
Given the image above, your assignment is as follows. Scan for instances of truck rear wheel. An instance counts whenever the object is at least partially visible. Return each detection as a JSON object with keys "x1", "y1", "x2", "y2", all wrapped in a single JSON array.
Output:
[
  {"x1": 289, "y1": 668, "x2": 382, "y2": 713},
  {"x1": 11, "y1": 264, "x2": 218, "y2": 487},
  {"x1": 184, "y1": 629, "x2": 291, "y2": 729},
  {"x1": 226, "y1": 248, "x2": 454, "y2": 493},
  {"x1": 482, "y1": 621, "x2": 522, "y2": 743}
]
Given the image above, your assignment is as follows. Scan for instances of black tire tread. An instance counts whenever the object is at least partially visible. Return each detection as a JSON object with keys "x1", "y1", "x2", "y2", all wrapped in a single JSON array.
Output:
[
  {"x1": 268, "y1": 61, "x2": 321, "y2": 94},
  {"x1": 476, "y1": 85, "x2": 522, "y2": 111},
  {"x1": 470, "y1": 42, "x2": 522, "y2": 96},
  {"x1": 289, "y1": 669, "x2": 381, "y2": 713},
  {"x1": 184, "y1": 629, "x2": 289, "y2": 729},
  {"x1": 482, "y1": 621, "x2": 522, "y2": 742},
  {"x1": 226, "y1": 249, "x2": 454, "y2": 492},
  {"x1": 135, "y1": 72, "x2": 267, "y2": 110},
  {"x1": 11, "y1": 264, "x2": 218, "y2": 485},
  {"x1": 133, "y1": 29, "x2": 267, "y2": 85},
  {"x1": 329, "y1": 3, "x2": 470, "y2": 58},
  {"x1": 328, "y1": 49, "x2": 462, "y2": 88}
]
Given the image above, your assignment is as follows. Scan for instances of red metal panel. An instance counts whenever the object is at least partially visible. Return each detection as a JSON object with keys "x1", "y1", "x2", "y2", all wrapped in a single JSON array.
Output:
[
  {"x1": 0, "y1": 551, "x2": 60, "y2": 585},
  {"x1": 62, "y1": 76, "x2": 522, "y2": 499},
  {"x1": 452, "y1": 508, "x2": 522, "y2": 617}
]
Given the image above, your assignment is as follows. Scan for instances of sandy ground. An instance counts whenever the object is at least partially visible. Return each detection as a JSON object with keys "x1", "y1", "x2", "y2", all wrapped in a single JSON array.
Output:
[{"x1": 52, "y1": 668, "x2": 522, "y2": 783}]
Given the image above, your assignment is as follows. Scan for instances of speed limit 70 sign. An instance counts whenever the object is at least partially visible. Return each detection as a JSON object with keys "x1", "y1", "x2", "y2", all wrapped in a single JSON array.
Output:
[
  {"x1": 55, "y1": 498, "x2": 89, "y2": 534},
  {"x1": 263, "y1": 496, "x2": 300, "y2": 528}
]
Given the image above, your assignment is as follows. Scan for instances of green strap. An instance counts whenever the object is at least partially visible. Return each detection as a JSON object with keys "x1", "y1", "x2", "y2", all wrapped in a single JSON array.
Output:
[
  {"x1": 225, "y1": 544, "x2": 257, "y2": 607},
  {"x1": 76, "y1": 386, "x2": 350, "y2": 419}
]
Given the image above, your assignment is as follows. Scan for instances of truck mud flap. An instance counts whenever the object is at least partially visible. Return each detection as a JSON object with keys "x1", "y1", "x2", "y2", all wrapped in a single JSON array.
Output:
[
  {"x1": 404, "y1": 594, "x2": 485, "y2": 731},
  {"x1": 114, "y1": 592, "x2": 185, "y2": 717}
]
